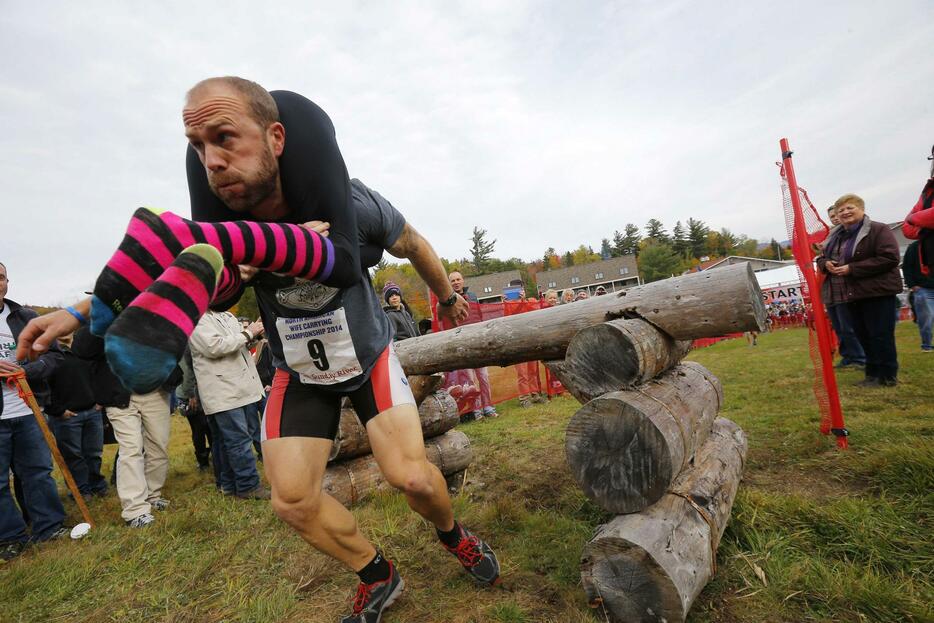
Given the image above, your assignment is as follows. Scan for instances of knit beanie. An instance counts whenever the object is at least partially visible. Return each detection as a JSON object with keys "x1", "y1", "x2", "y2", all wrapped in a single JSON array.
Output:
[{"x1": 382, "y1": 281, "x2": 402, "y2": 304}]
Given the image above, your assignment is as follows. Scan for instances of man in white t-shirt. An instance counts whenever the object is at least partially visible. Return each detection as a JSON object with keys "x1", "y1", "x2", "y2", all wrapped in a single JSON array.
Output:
[{"x1": 0, "y1": 262, "x2": 67, "y2": 561}]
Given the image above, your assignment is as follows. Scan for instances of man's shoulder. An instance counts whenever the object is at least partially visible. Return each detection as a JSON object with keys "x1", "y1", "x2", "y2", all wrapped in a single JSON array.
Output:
[{"x1": 4, "y1": 300, "x2": 37, "y2": 321}]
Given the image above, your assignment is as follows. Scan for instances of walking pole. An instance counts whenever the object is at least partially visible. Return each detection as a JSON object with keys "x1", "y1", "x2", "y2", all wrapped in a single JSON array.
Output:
[{"x1": 1, "y1": 369, "x2": 95, "y2": 526}]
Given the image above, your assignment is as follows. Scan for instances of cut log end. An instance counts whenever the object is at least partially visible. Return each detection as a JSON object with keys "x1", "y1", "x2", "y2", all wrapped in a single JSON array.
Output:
[
  {"x1": 565, "y1": 364, "x2": 722, "y2": 514},
  {"x1": 581, "y1": 538, "x2": 683, "y2": 623},
  {"x1": 566, "y1": 396, "x2": 674, "y2": 514}
]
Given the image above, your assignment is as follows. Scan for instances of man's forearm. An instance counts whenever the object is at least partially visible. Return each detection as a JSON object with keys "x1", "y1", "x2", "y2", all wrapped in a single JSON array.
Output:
[{"x1": 390, "y1": 224, "x2": 453, "y2": 299}]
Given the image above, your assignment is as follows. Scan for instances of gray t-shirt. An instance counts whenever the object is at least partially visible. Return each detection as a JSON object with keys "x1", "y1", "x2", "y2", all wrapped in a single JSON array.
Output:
[{"x1": 254, "y1": 179, "x2": 406, "y2": 391}]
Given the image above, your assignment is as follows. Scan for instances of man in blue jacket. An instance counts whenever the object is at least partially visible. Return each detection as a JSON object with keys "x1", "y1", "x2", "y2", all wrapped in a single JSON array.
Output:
[{"x1": 0, "y1": 261, "x2": 66, "y2": 561}]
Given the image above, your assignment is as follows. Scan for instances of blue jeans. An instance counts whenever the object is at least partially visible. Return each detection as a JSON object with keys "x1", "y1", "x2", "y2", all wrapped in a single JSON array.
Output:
[
  {"x1": 913, "y1": 287, "x2": 934, "y2": 350},
  {"x1": 208, "y1": 404, "x2": 260, "y2": 495},
  {"x1": 827, "y1": 303, "x2": 866, "y2": 365},
  {"x1": 0, "y1": 416, "x2": 66, "y2": 543},
  {"x1": 245, "y1": 400, "x2": 262, "y2": 459},
  {"x1": 50, "y1": 409, "x2": 107, "y2": 496}
]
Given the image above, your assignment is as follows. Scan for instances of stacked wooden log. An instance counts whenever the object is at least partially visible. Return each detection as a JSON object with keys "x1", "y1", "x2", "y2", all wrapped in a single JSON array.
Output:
[
  {"x1": 322, "y1": 388, "x2": 471, "y2": 507},
  {"x1": 551, "y1": 318, "x2": 748, "y2": 623},
  {"x1": 391, "y1": 264, "x2": 763, "y2": 622}
]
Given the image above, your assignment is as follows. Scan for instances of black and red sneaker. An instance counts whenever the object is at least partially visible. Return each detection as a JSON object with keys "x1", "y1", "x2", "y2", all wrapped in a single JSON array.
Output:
[
  {"x1": 443, "y1": 525, "x2": 501, "y2": 586},
  {"x1": 340, "y1": 561, "x2": 405, "y2": 623}
]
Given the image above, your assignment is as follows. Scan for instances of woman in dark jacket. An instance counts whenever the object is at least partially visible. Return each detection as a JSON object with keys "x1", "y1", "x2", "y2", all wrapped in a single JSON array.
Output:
[
  {"x1": 818, "y1": 194, "x2": 903, "y2": 386},
  {"x1": 381, "y1": 281, "x2": 420, "y2": 341}
]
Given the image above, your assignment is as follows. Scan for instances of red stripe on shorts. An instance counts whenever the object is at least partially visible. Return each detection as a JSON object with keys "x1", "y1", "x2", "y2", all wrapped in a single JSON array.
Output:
[
  {"x1": 370, "y1": 346, "x2": 394, "y2": 414},
  {"x1": 264, "y1": 369, "x2": 291, "y2": 440}
]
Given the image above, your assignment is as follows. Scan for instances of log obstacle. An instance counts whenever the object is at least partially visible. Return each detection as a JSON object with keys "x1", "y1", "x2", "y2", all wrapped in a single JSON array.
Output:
[
  {"x1": 395, "y1": 263, "x2": 766, "y2": 375},
  {"x1": 322, "y1": 429, "x2": 472, "y2": 507},
  {"x1": 329, "y1": 390, "x2": 459, "y2": 461},
  {"x1": 549, "y1": 318, "x2": 692, "y2": 403},
  {"x1": 565, "y1": 362, "x2": 722, "y2": 514},
  {"x1": 408, "y1": 373, "x2": 444, "y2": 405},
  {"x1": 580, "y1": 417, "x2": 748, "y2": 623}
]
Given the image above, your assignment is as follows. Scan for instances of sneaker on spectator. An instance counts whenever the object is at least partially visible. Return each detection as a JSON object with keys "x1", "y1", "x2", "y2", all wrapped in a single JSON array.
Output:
[
  {"x1": 518, "y1": 395, "x2": 532, "y2": 408},
  {"x1": 236, "y1": 486, "x2": 271, "y2": 500},
  {"x1": 532, "y1": 393, "x2": 547, "y2": 404},
  {"x1": 149, "y1": 498, "x2": 170, "y2": 511},
  {"x1": 482, "y1": 407, "x2": 498, "y2": 418},
  {"x1": 442, "y1": 524, "x2": 500, "y2": 586},
  {"x1": 340, "y1": 561, "x2": 404, "y2": 623},
  {"x1": 0, "y1": 541, "x2": 25, "y2": 562},
  {"x1": 126, "y1": 513, "x2": 155, "y2": 528}
]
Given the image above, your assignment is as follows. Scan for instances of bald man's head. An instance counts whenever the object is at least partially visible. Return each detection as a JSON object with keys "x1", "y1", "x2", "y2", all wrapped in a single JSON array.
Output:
[{"x1": 186, "y1": 77, "x2": 279, "y2": 130}]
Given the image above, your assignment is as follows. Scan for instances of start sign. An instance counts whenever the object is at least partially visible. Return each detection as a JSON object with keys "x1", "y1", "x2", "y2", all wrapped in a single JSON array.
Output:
[{"x1": 761, "y1": 285, "x2": 803, "y2": 304}]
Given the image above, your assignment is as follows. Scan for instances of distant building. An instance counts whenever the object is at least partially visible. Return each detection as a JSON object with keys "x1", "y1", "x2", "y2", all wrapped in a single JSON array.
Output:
[
  {"x1": 536, "y1": 255, "x2": 640, "y2": 296},
  {"x1": 887, "y1": 221, "x2": 911, "y2": 258},
  {"x1": 463, "y1": 269, "x2": 524, "y2": 303},
  {"x1": 690, "y1": 256, "x2": 793, "y2": 273}
]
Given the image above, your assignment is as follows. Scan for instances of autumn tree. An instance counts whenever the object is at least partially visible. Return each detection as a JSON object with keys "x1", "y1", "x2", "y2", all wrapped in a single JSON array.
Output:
[{"x1": 542, "y1": 247, "x2": 561, "y2": 270}]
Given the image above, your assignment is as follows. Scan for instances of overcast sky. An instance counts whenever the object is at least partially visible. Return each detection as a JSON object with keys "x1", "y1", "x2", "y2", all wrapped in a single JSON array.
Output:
[{"x1": 1, "y1": 1, "x2": 931, "y2": 305}]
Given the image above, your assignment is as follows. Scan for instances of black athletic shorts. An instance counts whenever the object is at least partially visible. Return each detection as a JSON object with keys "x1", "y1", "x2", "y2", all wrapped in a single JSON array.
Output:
[{"x1": 261, "y1": 343, "x2": 415, "y2": 440}]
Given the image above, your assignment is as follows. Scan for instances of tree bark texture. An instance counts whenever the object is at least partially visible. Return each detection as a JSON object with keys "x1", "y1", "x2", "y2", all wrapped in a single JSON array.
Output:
[
  {"x1": 565, "y1": 362, "x2": 722, "y2": 514},
  {"x1": 409, "y1": 373, "x2": 444, "y2": 405},
  {"x1": 329, "y1": 390, "x2": 459, "y2": 461},
  {"x1": 559, "y1": 319, "x2": 692, "y2": 402},
  {"x1": 322, "y1": 429, "x2": 473, "y2": 508},
  {"x1": 395, "y1": 263, "x2": 766, "y2": 375},
  {"x1": 580, "y1": 417, "x2": 748, "y2": 623}
]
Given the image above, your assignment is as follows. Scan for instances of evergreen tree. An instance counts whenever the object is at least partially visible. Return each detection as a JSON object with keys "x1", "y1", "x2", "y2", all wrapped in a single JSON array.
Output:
[
  {"x1": 469, "y1": 226, "x2": 496, "y2": 273},
  {"x1": 621, "y1": 223, "x2": 642, "y2": 256},
  {"x1": 671, "y1": 221, "x2": 689, "y2": 257},
  {"x1": 611, "y1": 230, "x2": 625, "y2": 257},
  {"x1": 563, "y1": 251, "x2": 574, "y2": 267},
  {"x1": 600, "y1": 238, "x2": 613, "y2": 260},
  {"x1": 686, "y1": 218, "x2": 709, "y2": 258},
  {"x1": 644, "y1": 218, "x2": 669, "y2": 244},
  {"x1": 716, "y1": 228, "x2": 738, "y2": 256},
  {"x1": 638, "y1": 241, "x2": 685, "y2": 283}
]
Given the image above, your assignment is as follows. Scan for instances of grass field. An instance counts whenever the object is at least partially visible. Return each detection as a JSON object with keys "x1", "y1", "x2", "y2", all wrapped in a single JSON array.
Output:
[{"x1": 1, "y1": 324, "x2": 931, "y2": 622}]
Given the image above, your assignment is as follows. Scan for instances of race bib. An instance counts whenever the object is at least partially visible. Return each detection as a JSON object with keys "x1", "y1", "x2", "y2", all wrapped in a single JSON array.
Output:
[{"x1": 277, "y1": 308, "x2": 363, "y2": 385}]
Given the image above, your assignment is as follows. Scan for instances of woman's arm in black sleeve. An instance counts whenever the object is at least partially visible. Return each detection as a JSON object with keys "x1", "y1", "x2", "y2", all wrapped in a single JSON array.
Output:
[{"x1": 273, "y1": 91, "x2": 360, "y2": 288}]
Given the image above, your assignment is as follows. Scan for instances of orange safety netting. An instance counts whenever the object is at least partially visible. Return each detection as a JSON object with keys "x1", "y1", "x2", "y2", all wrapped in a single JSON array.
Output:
[
  {"x1": 428, "y1": 296, "x2": 566, "y2": 414},
  {"x1": 778, "y1": 140, "x2": 848, "y2": 448}
]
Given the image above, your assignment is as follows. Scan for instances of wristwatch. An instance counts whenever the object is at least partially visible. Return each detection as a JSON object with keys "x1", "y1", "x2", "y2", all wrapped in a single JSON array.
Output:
[{"x1": 439, "y1": 292, "x2": 459, "y2": 307}]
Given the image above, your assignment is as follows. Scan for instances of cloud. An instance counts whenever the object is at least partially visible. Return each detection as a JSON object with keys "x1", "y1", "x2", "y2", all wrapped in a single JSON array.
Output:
[{"x1": 1, "y1": 1, "x2": 932, "y2": 304}]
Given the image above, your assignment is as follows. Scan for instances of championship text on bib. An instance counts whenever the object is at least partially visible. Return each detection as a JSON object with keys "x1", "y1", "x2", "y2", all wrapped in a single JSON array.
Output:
[{"x1": 276, "y1": 308, "x2": 363, "y2": 385}]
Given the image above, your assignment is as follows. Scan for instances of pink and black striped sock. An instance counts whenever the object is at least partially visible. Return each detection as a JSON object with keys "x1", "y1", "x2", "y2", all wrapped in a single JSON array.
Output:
[
  {"x1": 105, "y1": 244, "x2": 223, "y2": 393},
  {"x1": 91, "y1": 207, "x2": 335, "y2": 335}
]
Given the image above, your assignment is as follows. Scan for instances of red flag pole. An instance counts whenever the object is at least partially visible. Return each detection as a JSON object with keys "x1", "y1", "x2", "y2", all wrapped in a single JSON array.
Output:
[{"x1": 780, "y1": 138, "x2": 848, "y2": 449}]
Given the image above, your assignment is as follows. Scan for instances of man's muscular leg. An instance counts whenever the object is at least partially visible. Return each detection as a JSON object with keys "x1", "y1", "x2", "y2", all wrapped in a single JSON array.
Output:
[
  {"x1": 263, "y1": 437, "x2": 376, "y2": 571},
  {"x1": 366, "y1": 404, "x2": 454, "y2": 531},
  {"x1": 367, "y1": 403, "x2": 500, "y2": 586}
]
